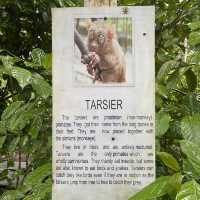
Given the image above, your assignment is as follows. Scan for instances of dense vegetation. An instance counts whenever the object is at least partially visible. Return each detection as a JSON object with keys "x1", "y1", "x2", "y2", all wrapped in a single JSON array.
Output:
[{"x1": 0, "y1": 0, "x2": 200, "y2": 199}]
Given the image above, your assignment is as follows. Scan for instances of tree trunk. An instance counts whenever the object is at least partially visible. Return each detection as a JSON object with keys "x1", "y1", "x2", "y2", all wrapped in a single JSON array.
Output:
[{"x1": 84, "y1": 0, "x2": 117, "y2": 7}]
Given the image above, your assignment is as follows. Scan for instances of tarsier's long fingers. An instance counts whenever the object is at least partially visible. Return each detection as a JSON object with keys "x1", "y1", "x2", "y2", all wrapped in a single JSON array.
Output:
[
  {"x1": 88, "y1": 52, "x2": 100, "y2": 67},
  {"x1": 87, "y1": 64, "x2": 94, "y2": 75},
  {"x1": 87, "y1": 52, "x2": 100, "y2": 77}
]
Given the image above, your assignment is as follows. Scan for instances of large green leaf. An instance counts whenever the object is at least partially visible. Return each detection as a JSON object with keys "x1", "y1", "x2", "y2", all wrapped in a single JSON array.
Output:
[
  {"x1": 41, "y1": 53, "x2": 52, "y2": 69},
  {"x1": 9, "y1": 136, "x2": 20, "y2": 152},
  {"x1": 0, "y1": 55, "x2": 20, "y2": 68},
  {"x1": 169, "y1": 120, "x2": 182, "y2": 139},
  {"x1": 1, "y1": 57, "x2": 52, "y2": 96},
  {"x1": 25, "y1": 53, "x2": 52, "y2": 69},
  {"x1": 23, "y1": 178, "x2": 52, "y2": 200},
  {"x1": 1, "y1": 101, "x2": 37, "y2": 133},
  {"x1": 0, "y1": 121, "x2": 7, "y2": 135},
  {"x1": 31, "y1": 73, "x2": 51, "y2": 99},
  {"x1": 31, "y1": 48, "x2": 46, "y2": 66},
  {"x1": 0, "y1": 190, "x2": 24, "y2": 200},
  {"x1": 24, "y1": 61, "x2": 40, "y2": 69},
  {"x1": 156, "y1": 83, "x2": 168, "y2": 99},
  {"x1": 157, "y1": 152, "x2": 180, "y2": 172},
  {"x1": 182, "y1": 94, "x2": 200, "y2": 115},
  {"x1": 181, "y1": 114, "x2": 200, "y2": 145},
  {"x1": 188, "y1": 21, "x2": 200, "y2": 31},
  {"x1": 157, "y1": 48, "x2": 172, "y2": 63},
  {"x1": 29, "y1": 116, "x2": 43, "y2": 139},
  {"x1": 1, "y1": 101, "x2": 24, "y2": 121},
  {"x1": 57, "y1": 0, "x2": 77, "y2": 7},
  {"x1": 1, "y1": 59, "x2": 52, "y2": 96},
  {"x1": 176, "y1": 180, "x2": 200, "y2": 200},
  {"x1": 0, "y1": 62, "x2": 32, "y2": 89},
  {"x1": 180, "y1": 140, "x2": 200, "y2": 177},
  {"x1": 156, "y1": 112, "x2": 170, "y2": 137},
  {"x1": 168, "y1": 173, "x2": 183, "y2": 199},
  {"x1": 184, "y1": 69, "x2": 197, "y2": 91},
  {"x1": 0, "y1": 136, "x2": 6, "y2": 148},
  {"x1": 10, "y1": 67, "x2": 32, "y2": 88},
  {"x1": 166, "y1": 70, "x2": 180, "y2": 90},
  {"x1": 190, "y1": 52, "x2": 200, "y2": 64},
  {"x1": 156, "y1": 139, "x2": 160, "y2": 152},
  {"x1": 183, "y1": 159, "x2": 200, "y2": 179},
  {"x1": 23, "y1": 163, "x2": 51, "y2": 186},
  {"x1": 0, "y1": 185, "x2": 29, "y2": 200},
  {"x1": 189, "y1": 32, "x2": 200, "y2": 46},
  {"x1": 157, "y1": 60, "x2": 179, "y2": 82},
  {"x1": 128, "y1": 176, "x2": 171, "y2": 200},
  {"x1": 9, "y1": 103, "x2": 35, "y2": 133}
]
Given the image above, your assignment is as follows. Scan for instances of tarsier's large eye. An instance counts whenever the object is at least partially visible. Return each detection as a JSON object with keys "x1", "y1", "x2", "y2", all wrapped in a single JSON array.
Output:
[{"x1": 98, "y1": 32, "x2": 105, "y2": 45}]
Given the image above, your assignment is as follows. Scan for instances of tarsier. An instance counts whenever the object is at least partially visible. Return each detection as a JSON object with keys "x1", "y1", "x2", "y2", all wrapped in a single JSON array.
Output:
[{"x1": 84, "y1": 20, "x2": 126, "y2": 83}]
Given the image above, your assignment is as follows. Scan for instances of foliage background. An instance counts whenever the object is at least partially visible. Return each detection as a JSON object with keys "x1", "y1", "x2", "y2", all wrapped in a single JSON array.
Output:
[{"x1": 0, "y1": 0, "x2": 200, "y2": 199}]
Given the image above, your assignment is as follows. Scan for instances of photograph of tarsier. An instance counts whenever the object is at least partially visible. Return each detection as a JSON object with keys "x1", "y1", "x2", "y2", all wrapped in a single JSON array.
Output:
[{"x1": 74, "y1": 17, "x2": 133, "y2": 85}]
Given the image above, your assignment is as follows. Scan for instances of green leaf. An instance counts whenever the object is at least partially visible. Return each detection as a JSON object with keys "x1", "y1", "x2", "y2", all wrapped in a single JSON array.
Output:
[
  {"x1": 20, "y1": 135, "x2": 29, "y2": 147},
  {"x1": 0, "y1": 121, "x2": 7, "y2": 135},
  {"x1": 128, "y1": 176, "x2": 171, "y2": 200},
  {"x1": 188, "y1": 21, "x2": 200, "y2": 31},
  {"x1": 155, "y1": 94, "x2": 163, "y2": 109},
  {"x1": 11, "y1": 67, "x2": 32, "y2": 88},
  {"x1": 0, "y1": 190, "x2": 24, "y2": 200},
  {"x1": 23, "y1": 178, "x2": 52, "y2": 200},
  {"x1": 29, "y1": 116, "x2": 43, "y2": 139},
  {"x1": 180, "y1": 140, "x2": 200, "y2": 177},
  {"x1": 167, "y1": 173, "x2": 183, "y2": 199},
  {"x1": 31, "y1": 73, "x2": 51, "y2": 98},
  {"x1": 41, "y1": 53, "x2": 52, "y2": 69},
  {"x1": 176, "y1": 180, "x2": 200, "y2": 200},
  {"x1": 0, "y1": 65, "x2": 9, "y2": 78},
  {"x1": 157, "y1": 152, "x2": 180, "y2": 172},
  {"x1": 57, "y1": 0, "x2": 76, "y2": 7},
  {"x1": 157, "y1": 60, "x2": 179, "y2": 82},
  {"x1": 164, "y1": 37, "x2": 179, "y2": 48},
  {"x1": 1, "y1": 101, "x2": 37, "y2": 133},
  {"x1": 156, "y1": 139, "x2": 160, "y2": 152},
  {"x1": 190, "y1": 52, "x2": 200, "y2": 64},
  {"x1": 182, "y1": 94, "x2": 200, "y2": 115},
  {"x1": 64, "y1": 0, "x2": 76, "y2": 7},
  {"x1": 1, "y1": 101, "x2": 24, "y2": 121},
  {"x1": 184, "y1": 69, "x2": 197, "y2": 91},
  {"x1": 9, "y1": 136, "x2": 20, "y2": 152},
  {"x1": 31, "y1": 48, "x2": 45, "y2": 66},
  {"x1": 157, "y1": 49, "x2": 172, "y2": 63},
  {"x1": 156, "y1": 83, "x2": 168, "y2": 99},
  {"x1": 166, "y1": 70, "x2": 180, "y2": 90},
  {"x1": 169, "y1": 120, "x2": 182, "y2": 139},
  {"x1": 7, "y1": 103, "x2": 35, "y2": 133},
  {"x1": 0, "y1": 136, "x2": 6, "y2": 148},
  {"x1": 183, "y1": 159, "x2": 200, "y2": 179},
  {"x1": 24, "y1": 163, "x2": 51, "y2": 187},
  {"x1": 156, "y1": 112, "x2": 170, "y2": 137},
  {"x1": 181, "y1": 114, "x2": 200, "y2": 145},
  {"x1": 0, "y1": 61, "x2": 32, "y2": 89},
  {"x1": 0, "y1": 55, "x2": 20, "y2": 68},
  {"x1": 189, "y1": 32, "x2": 200, "y2": 46},
  {"x1": 24, "y1": 61, "x2": 40, "y2": 69}
]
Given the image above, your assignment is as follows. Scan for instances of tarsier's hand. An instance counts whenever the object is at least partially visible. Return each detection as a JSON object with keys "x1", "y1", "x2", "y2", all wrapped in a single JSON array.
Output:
[{"x1": 86, "y1": 52, "x2": 100, "y2": 76}]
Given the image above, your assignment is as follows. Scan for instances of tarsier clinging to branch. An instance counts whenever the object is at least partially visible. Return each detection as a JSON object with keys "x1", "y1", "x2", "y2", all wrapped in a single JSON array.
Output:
[{"x1": 84, "y1": 20, "x2": 126, "y2": 83}]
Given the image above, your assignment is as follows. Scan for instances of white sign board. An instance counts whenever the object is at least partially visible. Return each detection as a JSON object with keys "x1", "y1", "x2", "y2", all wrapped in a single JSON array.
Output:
[{"x1": 53, "y1": 6, "x2": 155, "y2": 200}]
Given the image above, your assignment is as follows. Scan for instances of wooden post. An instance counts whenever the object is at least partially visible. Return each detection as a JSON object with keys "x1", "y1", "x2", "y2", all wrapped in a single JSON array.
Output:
[{"x1": 84, "y1": 0, "x2": 117, "y2": 7}]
